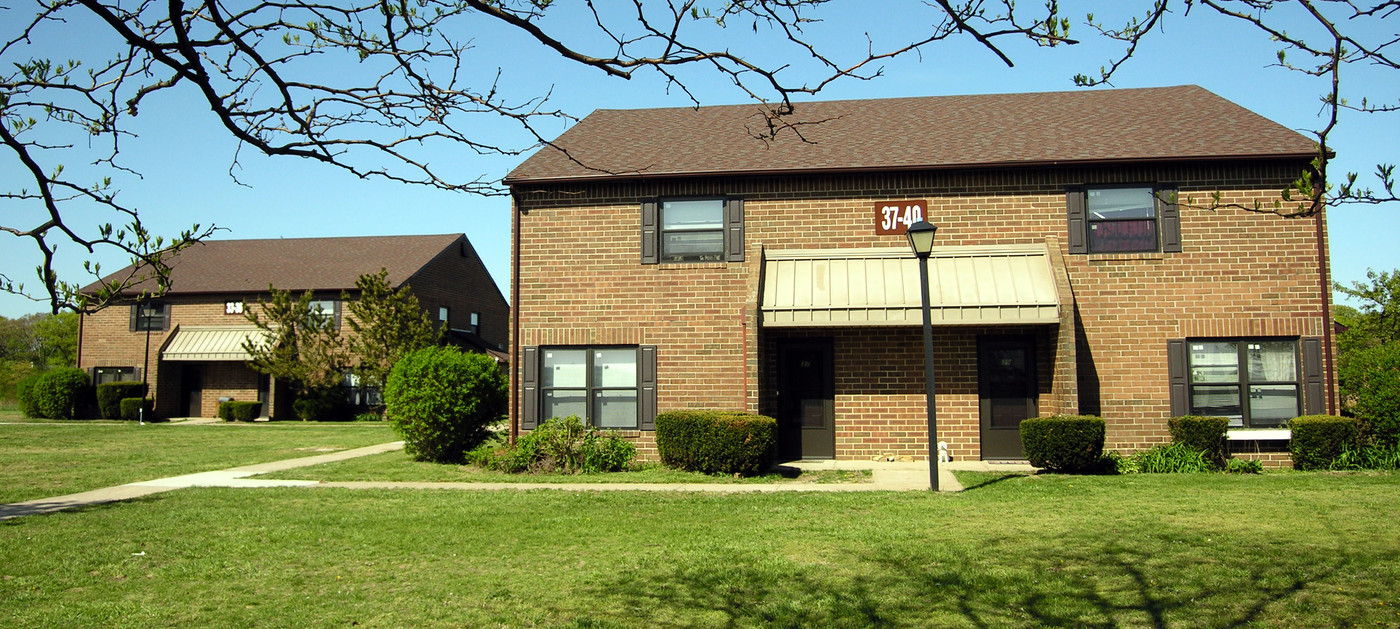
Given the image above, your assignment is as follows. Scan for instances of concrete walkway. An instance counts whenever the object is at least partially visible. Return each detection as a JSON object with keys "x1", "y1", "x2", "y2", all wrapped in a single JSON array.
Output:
[{"x1": 1, "y1": 443, "x2": 1036, "y2": 521}]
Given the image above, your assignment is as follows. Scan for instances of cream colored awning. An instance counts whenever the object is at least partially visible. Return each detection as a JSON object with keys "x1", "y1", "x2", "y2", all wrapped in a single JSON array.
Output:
[
  {"x1": 161, "y1": 326, "x2": 271, "y2": 361},
  {"x1": 760, "y1": 245, "x2": 1060, "y2": 327}
]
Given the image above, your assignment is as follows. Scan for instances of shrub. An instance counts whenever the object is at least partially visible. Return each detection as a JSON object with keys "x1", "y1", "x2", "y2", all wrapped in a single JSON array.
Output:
[
  {"x1": 15, "y1": 371, "x2": 42, "y2": 418},
  {"x1": 1329, "y1": 442, "x2": 1400, "y2": 471},
  {"x1": 217, "y1": 400, "x2": 262, "y2": 422},
  {"x1": 291, "y1": 390, "x2": 352, "y2": 422},
  {"x1": 26, "y1": 367, "x2": 91, "y2": 419},
  {"x1": 355, "y1": 411, "x2": 382, "y2": 422},
  {"x1": 485, "y1": 416, "x2": 637, "y2": 474},
  {"x1": 1019, "y1": 415, "x2": 1105, "y2": 472},
  {"x1": 654, "y1": 410, "x2": 777, "y2": 475},
  {"x1": 1225, "y1": 457, "x2": 1264, "y2": 474},
  {"x1": 119, "y1": 397, "x2": 154, "y2": 421},
  {"x1": 1168, "y1": 415, "x2": 1229, "y2": 469},
  {"x1": 1289, "y1": 415, "x2": 1359, "y2": 470},
  {"x1": 384, "y1": 347, "x2": 507, "y2": 464},
  {"x1": 1132, "y1": 443, "x2": 1214, "y2": 474},
  {"x1": 1338, "y1": 341, "x2": 1400, "y2": 446},
  {"x1": 97, "y1": 381, "x2": 146, "y2": 419}
]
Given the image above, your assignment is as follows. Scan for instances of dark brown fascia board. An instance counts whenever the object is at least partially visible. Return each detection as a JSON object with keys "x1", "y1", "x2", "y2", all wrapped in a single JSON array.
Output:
[{"x1": 503, "y1": 151, "x2": 1321, "y2": 187}]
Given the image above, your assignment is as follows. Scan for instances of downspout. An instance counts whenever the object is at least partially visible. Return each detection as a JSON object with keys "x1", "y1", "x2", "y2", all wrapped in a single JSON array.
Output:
[
  {"x1": 75, "y1": 312, "x2": 84, "y2": 370},
  {"x1": 509, "y1": 189, "x2": 522, "y2": 445},
  {"x1": 740, "y1": 306, "x2": 748, "y2": 412},
  {"x1": 1316, "y1": 205, "x2": 1335, "y2": 415}
]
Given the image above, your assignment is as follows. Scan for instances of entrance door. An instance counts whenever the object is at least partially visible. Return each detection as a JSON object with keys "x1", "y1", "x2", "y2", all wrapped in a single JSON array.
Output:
[
  {"x1": 181, "y1": 365, "x2": 204, "y2": 417},
  {"x1": 978, "y1": 336, "x2": 1038, "y2": 460},
  {"x1": 777, "y1": 339, "x2": 835, "y2": 459}
]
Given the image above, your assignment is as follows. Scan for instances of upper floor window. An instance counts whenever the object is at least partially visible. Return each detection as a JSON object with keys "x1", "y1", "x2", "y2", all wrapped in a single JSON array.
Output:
[
  {"x1": 307, "y1": 299, "x2": 338, "y2": 328},
  {"x1": 641, "y1": 197, "x2": 744, "y2": 264},
  {"x1": 1067, "y1": 184, "x2": 1180, "y2": 254},
  {"x1": 469, "y1": 312, "x2": 480, "y2": 336},
  {"x1": 130, "y1": 302, "x2": 168, "y2": 332},
  {"x1": 438, "y1": 306, "x2": 449, "y2": 325}
]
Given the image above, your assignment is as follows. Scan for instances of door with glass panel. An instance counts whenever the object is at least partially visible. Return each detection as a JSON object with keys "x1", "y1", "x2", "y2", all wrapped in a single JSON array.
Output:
[
  {"x1": 540, "y1": 348, "x2": 639, "y2": 428},
  {"x1": 978, "y1": 336, "x2": 1038, "y2": 460},
  {"x1": 1187, "y1": 340, "x2": 1299, "y2": 428}
]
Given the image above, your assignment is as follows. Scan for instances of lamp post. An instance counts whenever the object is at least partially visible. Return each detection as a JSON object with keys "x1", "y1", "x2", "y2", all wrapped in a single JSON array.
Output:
[
  {"x1": 906, "y1": 221, "x2": 938, "y2": 491},
  {"x1": 139, "y1": 302, "x2": 153, "y2": 426}
]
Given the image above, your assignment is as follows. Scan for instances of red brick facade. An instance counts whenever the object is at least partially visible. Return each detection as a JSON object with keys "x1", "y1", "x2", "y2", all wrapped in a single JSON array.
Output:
[
  {"x1": 78, "y1": 235, "x2": 508, "y2": 419},
  {"x1": 510, "y1": 163, "x2": 1333, "y2": 463}
]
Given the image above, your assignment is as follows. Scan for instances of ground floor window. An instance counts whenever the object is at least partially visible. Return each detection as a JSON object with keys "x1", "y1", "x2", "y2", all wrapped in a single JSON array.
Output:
[
  {"x1": 93, "y1": 366, "x2": 138, "y2": 384},
  {"x1": 1187, "y1": 339, "x2": 1299, "y2": 428},
  {"x1": 541, "y1": 347, "x2": 639, "y2": 428}
]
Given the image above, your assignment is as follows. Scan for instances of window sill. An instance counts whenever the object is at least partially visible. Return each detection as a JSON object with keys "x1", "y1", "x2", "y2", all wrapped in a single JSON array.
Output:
[
  {"x1": 655, "y1": 261, "x2": 732, "y2": 270},
  {"x1": 1086, "y1": 252, "x2": 1167, "y2": 262},
  {"x1": 1227, "y1": 428, "x2": 1290, "y2": 441}
]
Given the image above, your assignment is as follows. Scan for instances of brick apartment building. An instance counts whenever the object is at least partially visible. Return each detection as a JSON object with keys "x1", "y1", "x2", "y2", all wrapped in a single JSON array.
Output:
[
  {"x1": 503, "y1": 86, "x2": 1335, "y2": 464},
  {"x1": 78, "y1": 234, "x2": 508, "y2": 419}
]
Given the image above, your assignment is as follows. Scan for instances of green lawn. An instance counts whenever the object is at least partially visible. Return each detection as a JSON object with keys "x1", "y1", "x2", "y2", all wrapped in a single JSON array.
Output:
[
  {"x1": 263, "y1": 450, "x2": 873, "y2": 484},
  {"x1": 0, "y1": 422, "x2": 396, "y2": 503},
  {"x1": 2, "y1": 472, "x2": 1397, "y2": 627}
]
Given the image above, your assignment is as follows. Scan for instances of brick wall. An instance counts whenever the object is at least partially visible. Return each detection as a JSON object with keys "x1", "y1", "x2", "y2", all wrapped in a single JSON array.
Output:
[
  {"x1": 512, "y1": 160, "x2": 1331, "y2": 460},
  {"x1": 405, "y1": 235, "x2": 510, "y2": 351}
]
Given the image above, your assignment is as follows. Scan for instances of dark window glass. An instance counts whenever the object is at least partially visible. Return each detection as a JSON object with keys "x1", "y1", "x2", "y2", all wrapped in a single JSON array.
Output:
[
  {"x1": 1187, "y1": 339, "x2": 1299, "y2": 428},
  {"x1": 661, "y1": 199, "x2": 724, "y2": 262},
  {"x1": 134, "y1": 303, "x2": 167, "y2": 331},
  {"x1": 1087, "y1": 187, "x2": 1158, "y2": 253},
  {"x1": 94, "y1": 367, "x2": 137, "y2": 384}
]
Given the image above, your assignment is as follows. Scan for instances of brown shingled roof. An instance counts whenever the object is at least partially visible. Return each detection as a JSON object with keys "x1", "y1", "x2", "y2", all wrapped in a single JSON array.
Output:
[
  {"x1": 85, "y1": 233, "x2": 466, "y2": 296},
  {"x1": 504, "y1": 85, "x2": 1317, "y2": 184}
]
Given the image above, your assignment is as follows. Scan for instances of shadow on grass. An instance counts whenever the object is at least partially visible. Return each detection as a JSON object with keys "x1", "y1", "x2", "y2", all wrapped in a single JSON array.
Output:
[
  {"x1": 588, "y1": 533, "x2": 1343, "y2": 628},
  {"x1": 957, "y1": 472, "x2": 1027, "y2": 491}
]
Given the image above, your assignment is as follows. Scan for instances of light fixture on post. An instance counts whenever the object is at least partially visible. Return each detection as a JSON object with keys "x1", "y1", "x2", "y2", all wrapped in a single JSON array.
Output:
[{"x1": 906, "y1": 220, "x2": 939, "y2": 491}]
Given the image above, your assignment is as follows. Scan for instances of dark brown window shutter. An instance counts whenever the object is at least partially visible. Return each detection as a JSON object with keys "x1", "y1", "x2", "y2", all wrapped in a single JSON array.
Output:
[
  {"x1": 134, "y1": 367, "x2": 144, "y2": 384},
  {"x1": 1159, "y1": 185, "x2": 1182, "y2": 253},
  {"x1": 1302, "y1": 337, "x2": 1325, "y2": 415},
  {"x1": 1066, "y1": 186, "x2": 1087, "y2": 254},
  {"x1": 521, "y1": 346, "x2": 539, "y2": 430},
  {"x1": 641, "y1": 201, "x2": 659, "y2": 265},
  {"x1": 129, "y1": 305, "x2": 139, "y2": 332},
  {"x1": 724, "y1": 198, "x2": 745, "y2": 262},
  {"x1": 639, "y1": 345, "x2": 657, "y2": 430},
  {"x1": 1168, "y1": 339, "x2": 1188, "y2": 416}
]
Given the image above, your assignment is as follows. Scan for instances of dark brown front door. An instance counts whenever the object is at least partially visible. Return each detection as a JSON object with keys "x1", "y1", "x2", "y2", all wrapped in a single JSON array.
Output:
[
  {"x1": 181, "y1": 365, "x2": 204, "y2": 417},
  {"x1": 777, "y1": 339, "x2": 835, "y2": 459},
  {"x1": 979, "y1": 335, "x2": 1038, "y2": 460}
]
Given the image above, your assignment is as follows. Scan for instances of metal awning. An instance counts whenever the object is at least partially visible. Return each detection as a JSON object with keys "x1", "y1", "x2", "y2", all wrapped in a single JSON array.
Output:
[
  {"x1": 760, "y1": 245, "x2": 1061, "y2": 327},
  {"x1": 161, "y1": 326, "x2": 271, "y2": 361}
]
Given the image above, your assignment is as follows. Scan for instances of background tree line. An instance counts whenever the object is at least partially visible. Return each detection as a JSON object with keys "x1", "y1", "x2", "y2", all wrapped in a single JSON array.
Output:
[
  {"x1": 0, "y1": 312, "x2": 76, "y2": 403},
  {"x1": 1336, "y1": 269, "x2": 1400, "y2": 443}
]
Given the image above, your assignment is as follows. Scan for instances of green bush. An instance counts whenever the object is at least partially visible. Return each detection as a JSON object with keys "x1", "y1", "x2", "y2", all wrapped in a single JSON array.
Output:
[
  {"x1": 15, "y1": 371, "x2": 42, "y2": 417},
  {"x1": 385, "y1": 347, "x2": 507, "y2": 463},
  {"x1": 97, "y1": 381, "x2": 146, "y2": 419},
  {"x1": 1289, "y1": 415, "x2": 1359, "y2": 470},
  {"x1": 483, "y1": 416, "x2": 636, "y2": 474},
  {"x1": 1168, "y1": 415, "x2": 1229, "y2": 469},
  {"x1": 25, "y1": 367, "x2": 91, "y2": 419},
  {"x1": 654, "y1": 410, "x2": 777, "y2": 475},
  {"x1": 1019, "y1": 415, "x2": 1106, "y2": 472},
  {"x1": 217, "y1": 400, "x2": 262, "y2": 422},
  {"x1": 1338, "y1": 341, "x2": 1400, "y2": 446},
  {"x1": 1225, "y1": 457, "x2": 1264, "y2": 474},
  {"x1": 355, "y1": 411, "x2": 382, "y2": 422},
  {"x1": 119, "y1": 397, "x2": 154, "y2": 421},
  {"x1": 1131, "y1": 442, "x2": 1214, "y2": 473},
  {"x1": 292, "y1": 391, "x2": 350, "y2": 422}
]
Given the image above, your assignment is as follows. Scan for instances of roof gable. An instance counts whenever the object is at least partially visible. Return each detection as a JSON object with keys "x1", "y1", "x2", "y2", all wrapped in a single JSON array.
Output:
[
  {"x1": 505, "y1": 86, "x2": 1317, "y2": 184},
  {"x1": 86, "y1": 233, "x2": 467, "y2": 296}
]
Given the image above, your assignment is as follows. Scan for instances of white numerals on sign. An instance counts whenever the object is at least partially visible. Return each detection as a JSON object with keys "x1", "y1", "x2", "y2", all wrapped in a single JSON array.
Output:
[{"x1": 880, "y1": 204, "x2": 924, "y2": 231}]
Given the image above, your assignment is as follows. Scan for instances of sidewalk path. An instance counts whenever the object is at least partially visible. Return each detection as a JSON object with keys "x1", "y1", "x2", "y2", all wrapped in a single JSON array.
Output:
[{"x1": 3, "y1": 444, "x2": 1033, "y2": 520}]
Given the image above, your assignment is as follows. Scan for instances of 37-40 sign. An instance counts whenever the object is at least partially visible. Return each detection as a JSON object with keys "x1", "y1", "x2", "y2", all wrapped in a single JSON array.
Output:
[{"x1": 874, "y1": 200, "x2": 928, "y2": 235}]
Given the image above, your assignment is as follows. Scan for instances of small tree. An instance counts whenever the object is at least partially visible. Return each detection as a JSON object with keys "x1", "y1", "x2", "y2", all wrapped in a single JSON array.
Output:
[
  {"x1": 242, "y1": 287, "x2": 347, "y2": 398},
  {"x1": 344, "y1": 269, "x2": 441, "y2": 396}
]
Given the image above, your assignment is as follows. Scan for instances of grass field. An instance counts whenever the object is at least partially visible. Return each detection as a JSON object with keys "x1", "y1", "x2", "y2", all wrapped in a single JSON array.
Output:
[
  {"x1": 264, "y1": 450, "x2": 873, "y2": 485},
  {"x1": 2, "y1": 471, "x2": 1397, "y2": 627},
  {"x1": 0, "y1": 422, "x2": 396, "y2": 503}
]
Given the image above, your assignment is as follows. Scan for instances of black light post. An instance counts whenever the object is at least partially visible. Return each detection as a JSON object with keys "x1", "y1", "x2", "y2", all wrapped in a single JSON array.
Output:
[
  {"x1": 139, "y1": 302, "x2": 153, "y2": 426},
  {"x1": 906, "y1": 221, "x2": 938, "y2": 491}
]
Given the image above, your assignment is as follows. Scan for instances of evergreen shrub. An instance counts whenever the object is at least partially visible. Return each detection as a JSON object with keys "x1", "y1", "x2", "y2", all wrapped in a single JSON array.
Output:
[
  {"x1": 1289, "y1": 415, "x2": 1359, "y2": 470},
  {"x1": 1019, "y1": 415, "x2": 1106, "y2": 472},
  {"x1": 654, "y1": 410, "x2": 776, "y2": 475},
  {"x1": 385, "y1": 347, "x2": 506, "y2": 463},
  {"x1": 119, "y1": 397, "x2": 155, "y2": 421},
  {"x1": 15, "y1": 371, "x2": 42, "y2": 417},
  {"x1": 25, "y1": 367, "x2": 91, "y2": 419},
  {"x1": 218, "y1": 400, "x2": 262, "y2": 422},
  {"x1": 97, "y1": 381, "x2": 146, "y2": 419},
  {"x1": 1168, "y1": 415, "x2": 1229, "y2": 468}
]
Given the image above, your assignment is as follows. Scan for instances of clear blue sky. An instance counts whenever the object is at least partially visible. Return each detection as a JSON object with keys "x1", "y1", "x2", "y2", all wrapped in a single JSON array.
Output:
[{"x1": 1, "y1": 2, "x2": 1394, "y2": 317}]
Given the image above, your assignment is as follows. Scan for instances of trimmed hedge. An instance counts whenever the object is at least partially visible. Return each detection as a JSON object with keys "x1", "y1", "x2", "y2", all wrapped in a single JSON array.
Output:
[
  {"x1": 1168, "y1": 415, "x2": 1229, "y2": 468},
  {"x1": 23, "y1": 367, "x2": 91, "y2": 419},
  {"x1": 655, "y1": 410, "x2": 776, "y2": 475},
  {"x1": 15, "y1": 371, "x2": 41, "y2": 418},
  {"x1": 218, "y1": 400, "x2": 263, "y2": 422},
  {"x1": 1289, "y1": 415, "x2": 1359, "y2": 470},
  {"x1": 119, "y1": 397, "x2": 155, "y2": 421},
  {"x1": 1020, "y1": 415, "x2": 1106, "y2": 472},
  {"x1": 97, "y1": 381, "x2": 146, "y2": 419},
  {"x1": 385, "y1": 347, "x2": 507, "y2": 463}
]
